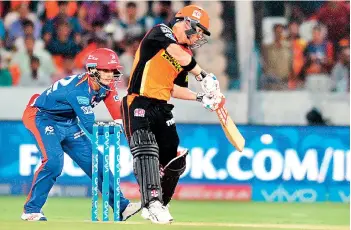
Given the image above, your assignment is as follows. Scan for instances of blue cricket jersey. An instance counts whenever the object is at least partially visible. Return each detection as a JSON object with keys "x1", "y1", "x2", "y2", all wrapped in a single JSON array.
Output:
[{"x1": 32, "y1": 73, "x2": 122, "y2": 134}]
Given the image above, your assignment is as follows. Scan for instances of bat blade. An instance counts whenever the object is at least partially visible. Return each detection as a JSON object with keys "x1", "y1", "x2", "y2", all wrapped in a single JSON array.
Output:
[{"x1": 216, "y1": 107, "x2": 245, "y2": 152}]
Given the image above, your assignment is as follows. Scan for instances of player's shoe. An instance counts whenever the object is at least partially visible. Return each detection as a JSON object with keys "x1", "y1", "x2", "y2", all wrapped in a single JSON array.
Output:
[
  {"x1": 21, "y1": 212, "x2": 47, "y2": 221},
  {"x1": 121, "y1": 202, "x2": 142, "y2": 221},
  {"x1": 143, "y1": 200, "x2": 173, "y2": 224},
  {"x1": 141, "y1": 207, "x2": 150, "y2": 220},
  {"x1": 141, "y1": 204, "x2": 171, "y2": 221}
]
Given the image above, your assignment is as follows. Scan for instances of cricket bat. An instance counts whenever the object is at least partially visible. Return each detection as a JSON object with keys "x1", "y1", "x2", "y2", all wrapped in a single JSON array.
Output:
[{"x1": 216, "y1": 106, "x2": 245, "y2": 152}]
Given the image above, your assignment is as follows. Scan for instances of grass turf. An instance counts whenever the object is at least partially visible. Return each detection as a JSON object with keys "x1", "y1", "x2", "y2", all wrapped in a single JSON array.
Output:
[{"x1": 0, "y1": 196, "x2": 349, "y2": 230}]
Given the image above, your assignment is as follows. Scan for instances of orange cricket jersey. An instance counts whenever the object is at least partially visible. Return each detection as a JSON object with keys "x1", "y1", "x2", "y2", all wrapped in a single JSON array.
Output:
[{"x1": 127, "y1": 24, "x2": 191, "y2": 101}]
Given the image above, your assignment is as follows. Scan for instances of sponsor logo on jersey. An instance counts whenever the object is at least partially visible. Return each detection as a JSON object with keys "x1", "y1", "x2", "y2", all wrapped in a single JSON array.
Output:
[
  {"x1": 134, "y1": 108, "x2": 145, "y2": 117},
  {"x1": 81, "y1": 106, "x2": 94, "y2": 114},
  {"x1": 166, "y1": 118, "x2": 175, "y2": 126},
  {"x1": 73, "y1": 130, "x2": 86, "y2": 139},
  {"x1": 44, "y1": 126, "x2": 54, "y2": 135},
  {"x1": 76, "y1": 96, "x2": 90, "y2": 105},
  {"x1": 161, "y1": 51, "x2": 182, "y2": 72},
  {"x1": 160, "y1": 25, "x2": 176, "y2": 41}
]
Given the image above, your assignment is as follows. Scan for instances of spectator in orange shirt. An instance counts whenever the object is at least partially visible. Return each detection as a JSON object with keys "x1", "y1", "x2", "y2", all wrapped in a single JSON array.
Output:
[{"x1": 287, "y1": 21, "x2": 307, "y2": 89}]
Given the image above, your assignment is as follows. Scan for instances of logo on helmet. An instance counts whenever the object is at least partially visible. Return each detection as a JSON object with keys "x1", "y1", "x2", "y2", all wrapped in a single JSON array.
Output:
[
  {"x1": 88, "y1": 55, "x2": 98, "y2": 60},
  {"x1": 108, "y1": 53, "x2": 118, "y2": 64},
  {"x1": 192, "y1": 10, "x2": 202, "y2": 19}
]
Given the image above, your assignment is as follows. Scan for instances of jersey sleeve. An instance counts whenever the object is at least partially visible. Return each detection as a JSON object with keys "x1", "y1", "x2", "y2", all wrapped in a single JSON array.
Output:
[
  {"x1": 104, "y1": 83, "x2": 122, "y2": 121},
  {"x1": 173, "y1": 70, "x2": 189, "y2": 88},
  {"x1": 66, "y1": 90, "x2": 95, "y2": 135},
  {"x1": 147, "y1": 24, "x2": 177, "y2": 50}
]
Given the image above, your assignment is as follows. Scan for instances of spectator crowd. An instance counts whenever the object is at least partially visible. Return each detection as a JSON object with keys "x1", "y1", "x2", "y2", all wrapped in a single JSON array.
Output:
[
  {"x1": 260, "y1": 1, "x2": 350, "y2": 92},
  {"x1": 0, "y1": 1, "x2": 177, "y2": 87},
  {"x1": 0, "y1": 1, "x2": 349, "y2": 93}
]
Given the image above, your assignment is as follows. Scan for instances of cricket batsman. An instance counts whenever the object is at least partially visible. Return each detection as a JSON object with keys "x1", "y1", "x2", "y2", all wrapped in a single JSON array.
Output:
[
  {"x1": 21, "y1": 48, "x2": 141, "y2": 221},
  {"x1": 121, "y1": 5, "x2": 225, "y2": 224}
]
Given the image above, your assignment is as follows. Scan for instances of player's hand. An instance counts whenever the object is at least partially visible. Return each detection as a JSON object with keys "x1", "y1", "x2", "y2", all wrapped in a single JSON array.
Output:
[
  {"x1": 201, "y1": 73, "x2": 220, "y2": 95},
  {"x1": 196, "y1": 92, "x2": 225, "y2": 112}
]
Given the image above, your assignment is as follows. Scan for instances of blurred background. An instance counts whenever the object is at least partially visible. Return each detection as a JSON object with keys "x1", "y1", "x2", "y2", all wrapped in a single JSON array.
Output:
[{"x1": 0, "y1": 1, "x2": 349, "y2": 205}]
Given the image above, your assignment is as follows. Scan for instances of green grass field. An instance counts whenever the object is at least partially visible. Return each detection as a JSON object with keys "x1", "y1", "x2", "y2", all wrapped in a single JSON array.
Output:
[{"x1": 0, "y1": 196, "x2": 349, "y2": 230}]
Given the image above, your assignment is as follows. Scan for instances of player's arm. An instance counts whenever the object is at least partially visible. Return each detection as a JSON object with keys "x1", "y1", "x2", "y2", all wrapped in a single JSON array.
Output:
[
  {"x1": 103, "y1": 85, "x2": 123, "y2": 125},
  {"x1": 66, "y1": 91, "x2": 95, "y2": 134},
  {"x1": 150, "y1": 24, "x2": 218, "y2": 90},
  {"x1": 148, "y1": 25, "x2": 205, "y2": 79},
  {"x1": 166, "y1": 44, "x2": 204, "y2": 78},
  {"x1": 170, "y1": 47, "x2": 220, "y2": 94},
  {"x1": 171, "y1": 70, "x2": 196, "y2": 101},
  {"x1": 171, "y1": 70, "x2": 217, "y2": 108},
  {"x1": 171, "y1": 84, "x2": 197, "y2": 100},
  {"x1": 170, "y1": 44, "x2": 220, "y2": 94}
]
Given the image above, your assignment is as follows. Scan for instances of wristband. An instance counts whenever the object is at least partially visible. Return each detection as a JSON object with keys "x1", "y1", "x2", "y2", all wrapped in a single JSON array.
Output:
[
  {"x1": 196, "y1": 92, "x2": 205, "y2": 102},
  {"x1": 195, "y1": 70, "x2": 208, "y2": 81}
]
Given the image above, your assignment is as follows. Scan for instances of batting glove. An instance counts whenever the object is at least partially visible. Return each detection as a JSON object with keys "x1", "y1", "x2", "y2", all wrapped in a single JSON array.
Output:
[
  {"x1": 196, "y1": 92, "x2": 225, "y2": 112},
  {"x1": 201, "y1": 73, "x2": 220, "y2": 96}
]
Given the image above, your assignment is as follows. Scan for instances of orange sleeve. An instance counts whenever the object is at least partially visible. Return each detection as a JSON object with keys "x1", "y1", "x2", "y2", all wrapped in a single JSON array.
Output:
[{"x1": 104, "y1": 84, "x2": 122, "y2": 120}]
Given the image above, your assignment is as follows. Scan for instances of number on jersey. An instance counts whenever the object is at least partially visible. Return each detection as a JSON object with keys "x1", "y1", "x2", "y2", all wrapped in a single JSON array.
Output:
[{"x1": 46, "y1": 75, "x2": 77, "y2": 95}]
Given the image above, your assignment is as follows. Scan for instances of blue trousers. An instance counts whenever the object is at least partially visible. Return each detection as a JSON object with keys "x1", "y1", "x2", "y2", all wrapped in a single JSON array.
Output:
[{"x1": 22, "y1": 106, "x2": 130, "y2": 213}]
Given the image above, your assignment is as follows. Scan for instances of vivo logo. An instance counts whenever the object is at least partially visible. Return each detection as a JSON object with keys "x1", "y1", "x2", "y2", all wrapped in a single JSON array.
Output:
[
  {"x1": 104, "y1": 154, "x2": 109, "y2": 173},
  {"x1": 103, "y1": 201, "x2": 109, "y2": 219},
  {"x1": 261, "y1": 186, "x2": 318, "y2": 202}
]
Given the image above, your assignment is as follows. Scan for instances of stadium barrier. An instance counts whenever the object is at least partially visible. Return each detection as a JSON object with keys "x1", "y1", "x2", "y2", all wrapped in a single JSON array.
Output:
[{"x1": 0, "y1": 122, "x2": 349, "y2": 202}]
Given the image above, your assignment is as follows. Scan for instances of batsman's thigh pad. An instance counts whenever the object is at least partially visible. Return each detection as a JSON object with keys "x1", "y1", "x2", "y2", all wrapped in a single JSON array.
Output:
[
  {"x1": 161, "y1": 149, "x2": 188, "y2": 205},
  {"x1": 130, "y1": 129, "x2": 163, "y2": 207}
]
